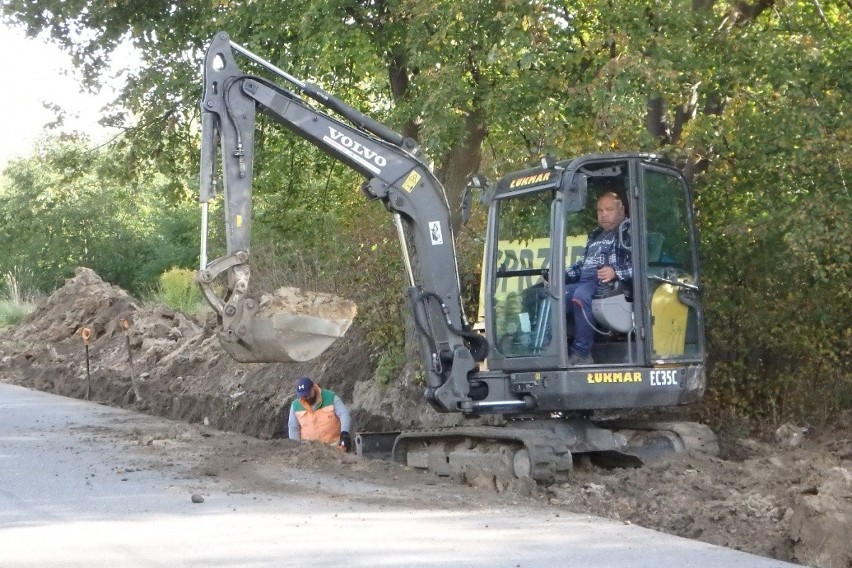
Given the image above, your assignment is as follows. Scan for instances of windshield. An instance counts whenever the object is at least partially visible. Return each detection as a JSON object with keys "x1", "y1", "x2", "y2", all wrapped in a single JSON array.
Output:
[{"x1": 490, "y1": 190, "x2": 554, "y2": 357}]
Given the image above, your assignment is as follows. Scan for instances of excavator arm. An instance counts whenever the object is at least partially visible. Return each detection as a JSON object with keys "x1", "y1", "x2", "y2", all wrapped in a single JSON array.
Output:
[{"x1": 197, "y1": 32, "x2": 486, "y2": 412}]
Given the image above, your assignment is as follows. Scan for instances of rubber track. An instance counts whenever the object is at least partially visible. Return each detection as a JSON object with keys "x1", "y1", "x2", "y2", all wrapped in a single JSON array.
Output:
[{"x1": 392, "y1": 426, "x2": 574, "y2": 483}]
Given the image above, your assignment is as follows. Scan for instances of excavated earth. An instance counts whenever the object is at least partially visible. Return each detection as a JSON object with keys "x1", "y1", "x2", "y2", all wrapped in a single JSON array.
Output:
[{"x1": 1, "y1": 268, "x2": 850, "y2": 568}]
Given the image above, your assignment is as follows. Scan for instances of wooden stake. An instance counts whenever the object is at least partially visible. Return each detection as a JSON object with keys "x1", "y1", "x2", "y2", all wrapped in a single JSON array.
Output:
[
  {"x1": 80, "y1": 327, "x2": 92, "y2": 401},
  {"x1": 120, "y1": 318, "x2": 142, "y2": 402}
]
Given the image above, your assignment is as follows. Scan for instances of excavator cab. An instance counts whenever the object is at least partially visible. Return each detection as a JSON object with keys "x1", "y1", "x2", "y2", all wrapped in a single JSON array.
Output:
[{"x1": 474, "y1": 154, "x2": 707, "y2": 413}]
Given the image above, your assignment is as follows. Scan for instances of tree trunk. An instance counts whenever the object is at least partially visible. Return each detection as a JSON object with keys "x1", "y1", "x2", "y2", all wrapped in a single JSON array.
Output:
[{"x1": 436, "y1": 109, "x2": 488, "y2": 233}]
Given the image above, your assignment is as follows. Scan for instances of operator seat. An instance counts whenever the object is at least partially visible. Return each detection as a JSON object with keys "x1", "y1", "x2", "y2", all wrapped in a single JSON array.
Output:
[
  {"x1": 591, "y1": 229, "x2": 663, "y2": 334},
  {"x1": 591, "y1": 280, "x2": 633, "y2": 334},
  {"x1": 589, "y1": 280, "x2": 635, "y2": 364}
]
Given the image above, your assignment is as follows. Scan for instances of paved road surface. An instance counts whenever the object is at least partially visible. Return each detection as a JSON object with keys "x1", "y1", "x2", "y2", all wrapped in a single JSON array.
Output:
[{"x1": 0, "y1": 383, "x2": 802, "y2": 567}]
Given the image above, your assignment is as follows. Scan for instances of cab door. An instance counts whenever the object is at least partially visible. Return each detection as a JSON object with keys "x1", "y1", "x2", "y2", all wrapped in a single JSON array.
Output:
[{"x1": 640, "y1": 164, "x2": 705, "y2": 361}]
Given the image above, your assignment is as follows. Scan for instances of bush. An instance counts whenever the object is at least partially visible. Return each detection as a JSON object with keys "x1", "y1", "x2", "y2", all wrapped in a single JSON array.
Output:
[
  {"x1": 702, "y1": 192, "x2": 851, "y2": 425},
  {"x1": 156, "y1": 267, "x2": 204, "y2": 315},
  {"x1": 0, "y1": 300, "x2": 35, "y2": 328},
  {"x1": 0, "y1": 268, "x2": 37, "y2": 328}
]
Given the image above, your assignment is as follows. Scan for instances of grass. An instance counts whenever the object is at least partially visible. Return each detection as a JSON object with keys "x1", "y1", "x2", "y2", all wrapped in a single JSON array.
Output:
[
  {"x1": 0, "y1": 299, "x2": 35, "y2": 328},
  {"x1": 0, "y1": 269, "x2": 37, "y2": 329}
]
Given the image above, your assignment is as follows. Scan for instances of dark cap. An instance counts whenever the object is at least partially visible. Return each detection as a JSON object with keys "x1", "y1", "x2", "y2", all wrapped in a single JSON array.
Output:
[{"x1": 295, "y1": 377, "x2": 314, "y2": 397}]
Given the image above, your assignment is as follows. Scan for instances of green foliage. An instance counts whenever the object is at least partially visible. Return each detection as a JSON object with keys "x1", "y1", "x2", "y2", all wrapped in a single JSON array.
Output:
[
  {"x1": 0, "y1": 138, "x2": 200, "y2": 295},
  {"x1": 0, "y1": 300, "x2": 33, "y2": 328},
  {"x1": 687, "y1": 0, "x2": 852, "y2": 423},
  {"x1": 375, "y1": 349, "x2": 407, "y2": 386},
  {"x1": 2, "y1": 266, "x2": 35, "y2": 305},
  {"x1": 156, "y1": 267, "x2": 204, "y2": 315},
  {"x1": 0, "y1": 268, "x2": 38, "y2": 328},
  {"x1": 702, "y1": 188, "x2": 852, "y2": 423}
]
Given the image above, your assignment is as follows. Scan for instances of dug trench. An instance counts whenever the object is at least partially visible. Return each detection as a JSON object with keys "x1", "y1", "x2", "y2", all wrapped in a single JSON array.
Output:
[{"x1": 0, "y1": 268, "x2": 850, "y2": 568}]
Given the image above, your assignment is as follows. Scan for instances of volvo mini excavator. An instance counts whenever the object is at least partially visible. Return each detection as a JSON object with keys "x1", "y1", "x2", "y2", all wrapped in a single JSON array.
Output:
[{"x1": 196, "y1": 32, "x2": 718, "y2": 483}]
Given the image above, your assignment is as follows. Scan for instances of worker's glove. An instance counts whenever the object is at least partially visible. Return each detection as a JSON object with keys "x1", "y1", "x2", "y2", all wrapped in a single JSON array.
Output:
[{"x1": 339, "y1": 431, "x2": 352, "y2": 453}]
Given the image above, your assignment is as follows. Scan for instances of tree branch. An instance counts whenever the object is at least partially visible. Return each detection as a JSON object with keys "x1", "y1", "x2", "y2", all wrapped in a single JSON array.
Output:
[{"x1": 733, "y1": 0, "x2": 776, "y2": 24}]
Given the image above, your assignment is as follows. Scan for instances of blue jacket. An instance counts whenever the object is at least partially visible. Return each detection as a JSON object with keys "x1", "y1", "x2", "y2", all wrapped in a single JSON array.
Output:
[{"x1": 566, "y1": 219, "x2": 632, "y2": 283}]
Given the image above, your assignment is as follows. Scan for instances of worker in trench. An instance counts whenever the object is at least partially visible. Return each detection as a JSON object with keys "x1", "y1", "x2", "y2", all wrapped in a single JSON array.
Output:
[{"x1": 287, "y1": 377, "x2": 352, "y2": 452}]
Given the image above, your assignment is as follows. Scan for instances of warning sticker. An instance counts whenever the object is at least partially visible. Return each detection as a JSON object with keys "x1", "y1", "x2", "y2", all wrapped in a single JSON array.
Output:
[{"x1": 429, "y1": 221, "x2": 443, "y2": 245}]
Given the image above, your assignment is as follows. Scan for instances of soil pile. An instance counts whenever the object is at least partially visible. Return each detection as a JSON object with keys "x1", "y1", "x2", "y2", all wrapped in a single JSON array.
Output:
[
  {"x1": 0, "y1": 267, "x2": 434, "y2": 437},
  {"x1": 1, "y1": 267, "x2": 850, "y2": 568},
  {"x1": 259, "y1": 286, "x2": 358, "y2": 320}
]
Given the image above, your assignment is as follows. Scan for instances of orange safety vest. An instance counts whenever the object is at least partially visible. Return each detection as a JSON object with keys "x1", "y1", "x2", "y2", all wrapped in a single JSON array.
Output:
[{"x1": 291, "y1": 386, "x2": 342, "y2": 444}]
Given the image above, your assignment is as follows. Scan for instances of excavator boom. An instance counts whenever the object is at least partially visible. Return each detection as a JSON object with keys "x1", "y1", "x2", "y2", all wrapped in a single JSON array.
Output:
[{"x1": 197, "y1": 32, "x2": 484, "y2": 411}]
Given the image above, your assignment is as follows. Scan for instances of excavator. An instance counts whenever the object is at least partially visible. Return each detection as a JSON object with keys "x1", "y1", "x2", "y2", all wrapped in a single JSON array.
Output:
[{"x1": 196, "y1": 32, "x2": 718, "y2": 483}]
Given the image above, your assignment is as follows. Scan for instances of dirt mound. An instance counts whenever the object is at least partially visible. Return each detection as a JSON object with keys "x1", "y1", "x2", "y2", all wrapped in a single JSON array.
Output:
[
  {"x1": 0, "y1": 267, "x2": 436, "y2": 437},
  {"x1": 1, "y1": 267, "x2": 850, "y2": 567},
  {"x1": 547, "y1": 430, "x2": 852, "y2": 564},
  {"x1": 789, "y1": 461, "x2": 852, "y2": 568}
]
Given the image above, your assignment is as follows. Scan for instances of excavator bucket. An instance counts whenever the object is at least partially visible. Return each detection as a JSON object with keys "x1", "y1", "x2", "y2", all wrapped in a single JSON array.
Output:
[{"x1": 218, "y1": 287, "x2": 357, "y2": 363}]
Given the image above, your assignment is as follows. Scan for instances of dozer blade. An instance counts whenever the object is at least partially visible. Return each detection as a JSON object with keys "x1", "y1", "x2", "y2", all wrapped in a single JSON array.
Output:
[
  {"x1": 587, "y1": 420, "x2": 720, "y2": 468},
  {"x1": 219, "y1": 287, "x2": 357, "y2": 363}
]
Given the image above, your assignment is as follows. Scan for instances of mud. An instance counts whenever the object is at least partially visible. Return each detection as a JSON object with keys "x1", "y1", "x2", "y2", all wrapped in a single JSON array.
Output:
[{"x1": 1, "y1": 268, "x2": 849, "y2": 568}]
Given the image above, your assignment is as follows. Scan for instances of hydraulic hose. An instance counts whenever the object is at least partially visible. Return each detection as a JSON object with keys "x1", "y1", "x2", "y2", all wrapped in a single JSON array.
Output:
[{"x1": 417, "y1": 291, "x2": 489, "y2": 361}]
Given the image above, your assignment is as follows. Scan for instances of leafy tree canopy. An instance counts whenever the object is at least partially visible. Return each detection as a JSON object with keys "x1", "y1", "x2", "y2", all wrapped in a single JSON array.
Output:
[{"x1": 0, "y1": 136, "x2": 199, "y2": 293}]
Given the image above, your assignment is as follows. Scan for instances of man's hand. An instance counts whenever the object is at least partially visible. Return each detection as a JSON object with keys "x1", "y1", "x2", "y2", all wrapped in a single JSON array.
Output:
[
  {"x1": 597, "y1": 265, "x2": 616, "y2": 283},
  {"x1": 338, "y1": 431, "x2": 352, "y2": 453}
]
